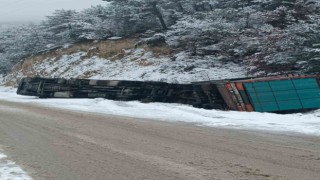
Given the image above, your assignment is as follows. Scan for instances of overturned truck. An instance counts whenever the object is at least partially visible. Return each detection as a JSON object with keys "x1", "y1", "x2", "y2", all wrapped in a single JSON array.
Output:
[{"x1": 17, "y1": 75, "x2": 320, "y2": 113}]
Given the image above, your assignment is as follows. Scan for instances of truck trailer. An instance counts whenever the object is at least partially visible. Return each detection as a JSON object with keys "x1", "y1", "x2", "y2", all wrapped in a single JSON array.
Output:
[{"x1": 17, "y1": 75, "x2": 320, "y2": 113}]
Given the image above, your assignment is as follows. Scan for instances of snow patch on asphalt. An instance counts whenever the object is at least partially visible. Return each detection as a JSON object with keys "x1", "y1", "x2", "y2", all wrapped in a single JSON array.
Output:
[
  {"x1": 0, "y1": 151, "x2": 32, "y2": 180},
  {"x1": 0, "y1": 87, "x2": 320, "y2": 136}
]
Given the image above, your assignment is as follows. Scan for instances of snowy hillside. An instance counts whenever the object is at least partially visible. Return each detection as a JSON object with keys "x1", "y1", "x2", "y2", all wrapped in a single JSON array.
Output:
[
  {"x1": 3, "y1": 39, "x2": 245, "y2": 86},
  {"x1": 1, "y1": 0, "x2": 320, "y2": 76}
]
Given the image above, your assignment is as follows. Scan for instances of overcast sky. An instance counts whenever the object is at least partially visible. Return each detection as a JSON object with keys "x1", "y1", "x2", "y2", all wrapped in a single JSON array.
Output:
[{"x1": 0, "y1": 0, "x2": 104, "y2": 23}]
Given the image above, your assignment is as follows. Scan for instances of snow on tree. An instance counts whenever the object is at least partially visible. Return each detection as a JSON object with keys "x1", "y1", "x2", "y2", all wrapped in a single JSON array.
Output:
[{"x1": 1, "y1": 0, "x2": 320, "y2": 75}]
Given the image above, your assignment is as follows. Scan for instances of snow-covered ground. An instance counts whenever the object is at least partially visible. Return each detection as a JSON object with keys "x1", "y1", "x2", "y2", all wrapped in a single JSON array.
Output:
[
  {"x1": 1, "y1": 86, "x2": 320, "y2": 136},
  {"x1": 5, "y1": 48, "x2": 246, "y2": 86},
  {"x1": 0, "y1": 151, "x2": 31, "y2": 180}
]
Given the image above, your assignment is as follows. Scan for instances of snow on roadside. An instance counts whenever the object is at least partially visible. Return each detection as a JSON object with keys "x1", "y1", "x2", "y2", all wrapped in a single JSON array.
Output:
[
  {"x1": 0, "y1": 151, "x2": 32, "y2": 180},
  {"x1": 1, "y1": 87, "x2": 320, "y2": 136}
]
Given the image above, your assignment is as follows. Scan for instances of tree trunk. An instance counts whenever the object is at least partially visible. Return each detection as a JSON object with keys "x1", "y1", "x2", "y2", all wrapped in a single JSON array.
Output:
[
  {"x1": 177, "y1": 2, "x2": 184, "y2": 12},
  {"x1": 150, "y1": 2, "x2": 168, "y2": 30}
]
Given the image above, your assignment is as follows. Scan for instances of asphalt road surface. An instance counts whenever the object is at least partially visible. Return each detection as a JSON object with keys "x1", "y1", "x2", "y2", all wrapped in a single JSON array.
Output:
[{"x1": 0, "y1": 100, "x2": 320, "y2": 180}]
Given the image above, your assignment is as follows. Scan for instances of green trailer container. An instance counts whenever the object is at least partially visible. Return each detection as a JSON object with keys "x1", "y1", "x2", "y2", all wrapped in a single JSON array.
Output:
[{"x1": 243, "y1": 77, "x2": 320, "y2": 112}]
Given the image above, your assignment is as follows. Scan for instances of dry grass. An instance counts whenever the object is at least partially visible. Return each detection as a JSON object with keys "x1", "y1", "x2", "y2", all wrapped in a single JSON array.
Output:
[
  {"x1": 17, "y1": 37, "x2": 171, "y2": 70},
  {"x1": 138, "y1": 59, "x2": 154, "y2": 66},
  {"x1": 143, "y1": 45, "x2": 172, "y2": 58},
  {"x1": 97, "y1": 39, "x2": 137, "y2": 59},
  {"x1": 64, "y1": 38, "x2": 138, "y2": 60},
  {"x1": 11, "y1": 38, "x2": 137, "y2": 74},
  {"x1": 7, "y1": 38, "x2": 173, "y2": 86},
  {"x1": 79, "y1": 70, "x2": 99, "y2": 79}
]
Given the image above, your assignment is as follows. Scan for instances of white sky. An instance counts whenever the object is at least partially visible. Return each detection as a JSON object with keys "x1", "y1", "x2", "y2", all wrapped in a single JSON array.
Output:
[{"x1": 0, "y1": 0, "x2": 104, "y2": 23}]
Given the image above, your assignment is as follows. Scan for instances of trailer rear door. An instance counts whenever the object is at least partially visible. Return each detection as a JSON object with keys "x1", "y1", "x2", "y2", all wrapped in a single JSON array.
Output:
[{"x1": 243, "y1": 78, "x2": 320, "y2": 112}]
